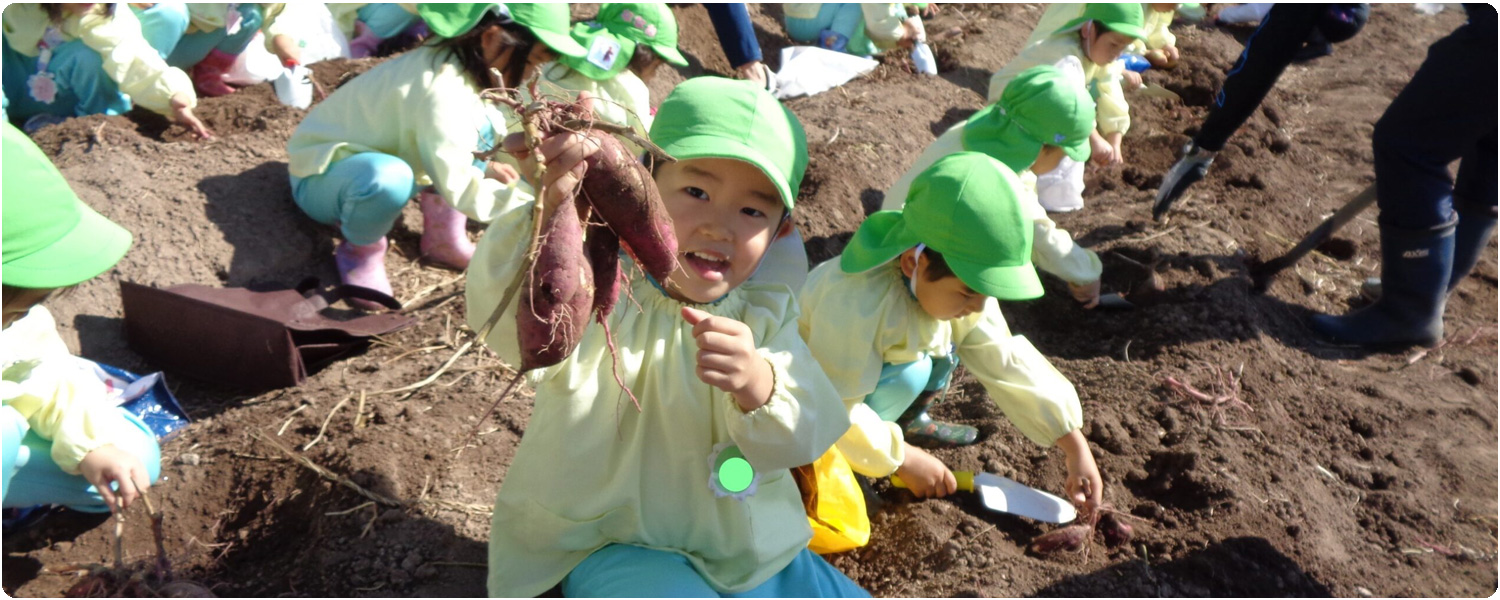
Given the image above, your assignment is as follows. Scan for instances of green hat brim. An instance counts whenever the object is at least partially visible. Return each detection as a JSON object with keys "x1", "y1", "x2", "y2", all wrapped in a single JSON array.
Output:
[
  {"x1": 533, "y1": 27, "x2": 588, "y2": 58},
  {"x1": 648, "y1": 44, "x2": 689, "y2": 67},
  {"x1": 659, "y1": 135, "x2": 796, "y2": 211},
  {"x1": 1060, "y1": 136, "x2": 1091, "y2": 162},
  {"x1": 3, "y1": 201, "x2": 131, "y2": 289},
  {"x1": 839, "y1": 211, "x2": 1042, "y2": 300},
  {"x1": 1055, "y1": 16, "x2": 1147, "y2": 41}
]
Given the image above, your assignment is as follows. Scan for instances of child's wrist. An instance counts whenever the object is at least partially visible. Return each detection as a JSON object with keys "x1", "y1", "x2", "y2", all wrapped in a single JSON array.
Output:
[{"x1": 732, "y1": 357, "x2": 777, "y2": 412}]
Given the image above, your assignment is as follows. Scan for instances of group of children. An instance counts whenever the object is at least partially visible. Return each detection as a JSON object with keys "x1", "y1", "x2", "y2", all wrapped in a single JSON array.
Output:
[{"x1": 0, "y1": 3, "x2": 1227, "y2": 597}]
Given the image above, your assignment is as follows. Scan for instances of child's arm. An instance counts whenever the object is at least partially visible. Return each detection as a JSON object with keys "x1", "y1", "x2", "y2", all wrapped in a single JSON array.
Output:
[
  {"x1": 1018, "y1": 171, "x2": 1105, "y2": 302},
  {"x1": 686, "y1": 304, "x2": 850, "y2": 472},
  {"x1": 1054, "y1": 429, "x2": 1103, "y2": 512},
  {"x1": 1093, "y1": 63, "x2": 1132, "y2": 158},
  {"x1": 414, "y1": 79, "x2": 538, "y2": 224},
  {"x1": 76, "y1": 7, "x2": 212, "y2": 138},
  {"x1": 862, "y1": 4, "x2": 912, "y2": 49}
]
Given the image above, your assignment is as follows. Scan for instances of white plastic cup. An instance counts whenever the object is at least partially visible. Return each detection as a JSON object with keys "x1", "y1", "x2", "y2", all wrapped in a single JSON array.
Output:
[{"x1": 273, "y1": 64, "x2": 314, "y2": 109}]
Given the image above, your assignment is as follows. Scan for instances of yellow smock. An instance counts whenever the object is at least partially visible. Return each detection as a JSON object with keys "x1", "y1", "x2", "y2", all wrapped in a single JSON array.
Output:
[
  {"x1": 1, "y1": 307, "x2": 131, "y2": 474},
  {"x1": 466, "y1": 194, "x2": 851, "y2": 596},
  {"x1": 532, "y1": 60, "x2": 654, "y2": 155},
  {"x1": 798, "y1": 260, "x2": 1084, "y2": 477},
  {"x1": 1, "y1": 4, "x2": 196, "y2": 117},
  {"x1": 988, "y1": 36, "x2": 1130, "y2": 136},
  {"x1": 285, "y1": 45, "x2": 533, "y2": 223},
  {"x1": 879, "y1": 122, "x2": 1103, "y2": 286},
  {"x1": 1130, "y1": 6, "x2": 1178, "y2": 54}
]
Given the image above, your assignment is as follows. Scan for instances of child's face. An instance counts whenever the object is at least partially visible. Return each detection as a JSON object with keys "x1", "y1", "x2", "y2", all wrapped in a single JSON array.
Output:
[
  {"x1": 1, "y1": 286, "x2": 54, "y2": 329},
  {"x1": 656, "y1": 158, "x2": 789, "y2": 303},
  {"x1": 899, "y1": 250, "x2": 989, "y2": 321},
  {"x1": 1084, "y1": 26, "x2": 1137, "y2": 66}
]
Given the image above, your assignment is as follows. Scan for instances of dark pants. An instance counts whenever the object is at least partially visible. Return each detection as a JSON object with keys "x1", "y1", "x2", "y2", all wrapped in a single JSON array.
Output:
[
  {"x1": 705, "y1": 3, "x2": 762, "y2": 69},
  {"x1": 1372, "y1": 6, "x2": 1497, "y2": 228},
  {"x1": 1195, "y1": 4, "x2": 1369, "y2": 152}
]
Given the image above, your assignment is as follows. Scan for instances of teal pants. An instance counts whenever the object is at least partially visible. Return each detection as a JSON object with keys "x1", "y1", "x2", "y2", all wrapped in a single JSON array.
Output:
[
  {"x1": 166, "y1": 3, "x2": 265, "y2": 69},
  {"x1": 2, "y1": 3, "x2": 187, "y2": 121},
  {"x1": 289, "y1": 153, "x2": 419, "y2": 246},
  {"x1": 783, "y1": 4, "x2": 878, "y2": 57},
  {"x1": 356, "y1": 3, "x2": 423, "y2": 39},
  {"x1": 863, "y1": 354, "x2": 958, "y2": 422},
  {"x1": 1, "y1": 405, "x2": 162, "y2": 513},
  {"x1": 562, "y1": 544, "x2": 869, "y2": 597}
]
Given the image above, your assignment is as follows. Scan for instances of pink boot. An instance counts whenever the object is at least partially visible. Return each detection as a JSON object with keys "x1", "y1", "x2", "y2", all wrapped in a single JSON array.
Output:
[
  {"x1": 191, "y1": 49, "x2": 238, "y2": 96},
  {"x1": 335, "y1": 237, "x2": 394, "y2": 310},
  {"x1": 419, "y1": 191, "x2": 475, "y2": 270},
  {"x1": 348, "y1": 21, "x2": 382, "y2": 59}
]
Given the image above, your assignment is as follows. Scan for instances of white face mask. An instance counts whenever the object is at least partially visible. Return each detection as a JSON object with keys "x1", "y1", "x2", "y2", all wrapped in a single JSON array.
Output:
[{"x1": 909, "y1": 243, "x2": 927, "y2": 297}]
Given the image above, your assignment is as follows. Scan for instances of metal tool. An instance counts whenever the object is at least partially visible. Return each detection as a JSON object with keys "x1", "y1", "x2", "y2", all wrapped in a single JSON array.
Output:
[
  {"x1": 892, "y1": 471, "x2": 1077, "y2": 523},
  {"x1": 1095, "y1": 292, "x2": 1136, "y2": 310},
  {"x1": 1250, "y1": 184, "x2": 1378, "y2": 293}
]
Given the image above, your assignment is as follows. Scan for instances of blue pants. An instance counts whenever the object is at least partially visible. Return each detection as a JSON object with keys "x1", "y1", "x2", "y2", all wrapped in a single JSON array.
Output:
[
  {"x1": 128, "y1": 2, "x2": 190, "y2": 61},
  {"x1": 1370, "y1": 6, "x2": 1496, "y2": 229},
  {"x1": 2, "y1": 406, "x2": 162, "y2": 513},
  {"x1": 3, "y1": 38, "x2": 131, "y2": 121},
  {"x1": 784, "y1": 4, "x2": 877, "y2": 57},
  {"x1": 290, "y1": 153, "x2": 418, "y2": 246},
  {"x1": 166, "y1": 3, "x2": 266, "y2": 69},
  {"x1": 863, "y1": 354, "x2": 957, "y2": 422},
  {"x1": 705, "y1": 3, "x2": 761, "y2": 68},
  {"x1": 562, "y1": 544, "x2": 869, "y2": 597},
  {"x1": 356, "y1": 3, "x2": 423, "y2": 40}
]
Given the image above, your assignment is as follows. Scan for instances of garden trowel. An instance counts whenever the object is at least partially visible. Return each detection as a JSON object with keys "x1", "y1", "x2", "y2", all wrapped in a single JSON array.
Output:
[{"x1": 892, "y1": 471, "x2": 1078, "y2": 523}]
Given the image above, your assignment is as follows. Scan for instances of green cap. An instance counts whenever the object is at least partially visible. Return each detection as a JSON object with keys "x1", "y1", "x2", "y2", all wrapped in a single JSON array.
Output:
[
  {"x1": 840, "y1": 152, "x2": 1041, "y2": 300},
  {"x1": 560, "y1": 21, "x2": 635, "y2": 80},
  {"x1": 2, "y1": 123, "x2": 132, "y2": 289},
  {"x1": 963, "y1": 63, "x2": 1095, "y2": 169},
  {"x1": 418, "y1": 3, "x2": 586, "y2": 57},
  {"x1": 598, "y1": 3, "x2": 687, "y2": 67},
  {"x1": 649, "y1": 77, "x2": 808, "y2": 211},
  {"x1": 1055, "y1": 3, "x2": 1147, "y2": 40}
]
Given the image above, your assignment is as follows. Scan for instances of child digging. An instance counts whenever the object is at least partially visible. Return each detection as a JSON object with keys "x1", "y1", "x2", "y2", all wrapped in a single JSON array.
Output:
[
  {"x1": 284, "y1": 3, "x2": 586, "y2": 308},
  {"x1": 467, "y1": 77, "x2": 863, "y2": 597},
  {"x1": 2, "y1": 123, "x2": 160, "y2": 520},
  {"x1": 881, "y1": 62, "x2": 1105, "y2": 308},
  {"x1": 799, "y1": 151, "x2": 1103, "y2": 507},
  {"x1": 988, "y1": 3, "x2": 1145, "y2": 212}
]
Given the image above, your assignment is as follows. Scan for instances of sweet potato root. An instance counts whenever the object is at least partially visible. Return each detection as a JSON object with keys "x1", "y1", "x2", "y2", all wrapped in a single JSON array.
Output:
[
  {"x1": 518, "y1": 195, "x2": 595, "y2": 371},
  {"x1": 586, "y1": 221, "x2": 622, "y2": 321},
  {"x1": 1030, "y1": 524, "x2": 1090, "y2": 554}
]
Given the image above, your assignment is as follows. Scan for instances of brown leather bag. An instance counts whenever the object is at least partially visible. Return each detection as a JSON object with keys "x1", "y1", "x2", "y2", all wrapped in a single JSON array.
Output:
[{"x1": 119, "y1": 279, "x2": 416, "y2": 390}]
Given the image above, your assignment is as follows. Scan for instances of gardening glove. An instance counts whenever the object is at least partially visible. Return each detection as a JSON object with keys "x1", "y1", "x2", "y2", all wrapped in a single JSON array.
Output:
[{"x1": 1153, "y1": 142, "x2": 1215, "y2": 221}]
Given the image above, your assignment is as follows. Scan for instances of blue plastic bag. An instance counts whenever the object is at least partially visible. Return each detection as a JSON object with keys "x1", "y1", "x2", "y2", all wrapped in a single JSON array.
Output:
[{"x1": 91, "y1": 363, "x2": 192, "y2": 441}]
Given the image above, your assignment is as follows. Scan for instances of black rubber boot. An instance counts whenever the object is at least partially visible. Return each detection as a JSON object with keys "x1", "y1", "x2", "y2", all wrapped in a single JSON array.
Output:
[
  {"x1": 1448, "y1": 210, "x2": 1497, "y2": 292},
  {"x1": 896, "y1": 390, "x2": 978, "y2": 448},
  {"x1": 1310, "y1": 220, "x2": 1456, "y2": 348}
]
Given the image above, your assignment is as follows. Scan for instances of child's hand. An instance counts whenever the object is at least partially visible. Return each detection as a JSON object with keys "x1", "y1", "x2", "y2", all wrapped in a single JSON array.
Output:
[
  {"x1": 1055, "y1": 430, "x2": 1103, "y2": 513},
  {"x1": 1108, "y1": 132, "x2": 1126, "y2": 165},
  {"x1": 895, "y1": 444, "x2": 957, "y2": 498},
  {"x1": 1089, "y1": 132, "x2": 1119, "y2": 166},
  {"x1": 1122, "y1": 69, "x2": 1143, "y2": 89},
  {"x1": 682, "y1": 307, "x2": 774, "y2": 412},
  {"x1": 1068, "y1": 279, "x2": 1102, "y2": 309},
  {"x1": 170, "y1": 92, "x2": 214, "y2": 140},
  {"x1": 500, "y1": 126, "x2": 599, "y2": 222},
  {"x1": 78, "y1": 444, "x2": 151, "y2": 514},
  {"x1": 485, "y1": 161, "x2": 521, "y2": 184}
]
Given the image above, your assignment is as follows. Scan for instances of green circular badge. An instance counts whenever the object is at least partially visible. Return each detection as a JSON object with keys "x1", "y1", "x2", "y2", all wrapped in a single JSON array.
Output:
[
  {"x1": 709, "y1": 444, "x2": 758, "y2": 498},
  {"x1": 718, "y1": 457, "x2": 754, "y2": 493}
]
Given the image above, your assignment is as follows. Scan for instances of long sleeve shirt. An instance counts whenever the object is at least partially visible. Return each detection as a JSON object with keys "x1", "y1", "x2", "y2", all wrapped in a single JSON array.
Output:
[
  {"x1": 532, "y1": 61, "x2": 654, "y2": 155},
  {"x1": 1, "y1": 3, "x2": 196, "y2": 117},
  {"x1": 285, "y1": 45, "x2": 533, "y2": 223},
  {"x1": 1129, "y1": 6, "x2": 1178, "y2": 54},
  {"x1": 1, "y1": 307, "x2": 131, "y2": 475},
  {"x1": 880, "y1": 122, "x2": 1103, "y2": 285},
  {"x1": 988, "y1": 35, "x2": 1130, "y2": 136},
  {"x1": 798, "y1": 260, "x2": 1084, "y2": 477},
  {"x1": 466, "y1": 192, "x2": 850, "y2": 596}
]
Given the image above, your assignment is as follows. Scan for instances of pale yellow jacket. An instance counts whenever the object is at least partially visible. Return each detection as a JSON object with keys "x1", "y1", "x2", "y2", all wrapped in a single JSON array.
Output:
[
  {"x1": 784, "y1": 3, "x2": 908, "y2": 50},
  {"x1": 1, "y1": 307, "x2": 131, "y2": 475},
  {"x1": 466, "y1": 195, "x2": 850, "y2": 596},
  {"x1": 1, "y1": 3, "x2": 195, "y2": 117},
  {"x1": 533, "y1": 61, "x2": 653, "y2": 155},
  {"x1": 988, "y1": 34, "x2": 1129, "y2": 136},
  {"x1": 286, "y1": 45, "x2": 533, "y2": 223},
  {"x1": 1130, "y1": 6, "x2": 1177, "y2": 54},
  {"x1": 880, "y1": 122, "x2": 1103, "y2": 285},
  {"x1": 798, "y1": 260, "x2": 1084, "y2": 477}
]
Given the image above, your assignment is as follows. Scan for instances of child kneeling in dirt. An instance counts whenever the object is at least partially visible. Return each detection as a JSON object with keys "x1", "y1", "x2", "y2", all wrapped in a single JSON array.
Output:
[
  {"x1": 1, "y1": 123, "x2": 160, "y2": 519},
  {"x1": 467, "y1": 77, "x2": 863, "y2": 597},
  {"x1": 284, "y1": 3, "x2": 586, "y2": 307},
  {"x1": 782, "y1": 3, "x2": 923, "y2": 57},
  {"x1": 534, "y1": 2, "x2": 688, "y2": 151},
  {"x1": 882, "y1": 62, "x2": 1106, "y2": 308},
  {"x1": 988, "y1": 3, "x2": 1145, "y2": 212},
  {"x1": 798, "y1": 151, "x2": 1103, "y2": 508}
]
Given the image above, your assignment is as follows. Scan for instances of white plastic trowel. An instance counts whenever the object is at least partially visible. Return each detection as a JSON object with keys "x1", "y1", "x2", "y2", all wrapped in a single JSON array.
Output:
[{"x1": 892, "y1": 471, "x2": 1078, "y2": 523}]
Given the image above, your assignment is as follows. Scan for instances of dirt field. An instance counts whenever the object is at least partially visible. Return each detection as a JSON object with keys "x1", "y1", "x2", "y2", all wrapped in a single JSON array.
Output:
[{"x1": 4, "y1": 3, "x2": 1495, "y2": 597}]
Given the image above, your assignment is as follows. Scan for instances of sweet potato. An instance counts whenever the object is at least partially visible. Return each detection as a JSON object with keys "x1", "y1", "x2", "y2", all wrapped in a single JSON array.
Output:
[
  {"x1": 518, "y1": 195, "x2": 595, "y2": 371},
  {"x1": 586, "y1": 221, "x2": 622, "y2": 321},
  {"x1": 1030, "y1": 523, "x2": 1090, "y2": 555},
  {"x1": 580, "y1": 133, "x2": 678, "y2": 282},
  {"x1": 1099, "y1": 512, "x2": 1133, "y2": 548}
]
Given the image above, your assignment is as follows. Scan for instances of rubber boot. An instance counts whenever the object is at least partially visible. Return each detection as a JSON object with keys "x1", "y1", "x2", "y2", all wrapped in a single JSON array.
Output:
[
  {"x1": 335, "y1": 237, "x2": 393, "y2": 311},
  {"x1": 418, "y1": 191, "x2": 474, "y2": 270},
  {"x1": 896, "y1": 390, "x2": 978, "y2": 449},
  {"x1": 1448, "y1": 210, "x2": 1496, "y2": 292},
  {"x1": 190, "y1": 49, "x2": 238, "y2": 96},
  {"x1": 1309, "y1": 220, "x2": 1456, "y2": 348},
  {"x1": 348, "y1": 21, "x2": 382, "y2": 59}
]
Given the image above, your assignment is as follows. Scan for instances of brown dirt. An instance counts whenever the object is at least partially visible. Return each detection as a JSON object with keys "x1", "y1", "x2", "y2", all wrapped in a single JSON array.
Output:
[{"x1": 4, "y1": 4, "x2": 1495, "y2": 598}]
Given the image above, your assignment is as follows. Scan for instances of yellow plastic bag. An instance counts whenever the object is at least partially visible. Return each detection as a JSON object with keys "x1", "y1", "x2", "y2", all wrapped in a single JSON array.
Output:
[{"x1": 792, "y1": 446, "x2": 871, "y2": 555}]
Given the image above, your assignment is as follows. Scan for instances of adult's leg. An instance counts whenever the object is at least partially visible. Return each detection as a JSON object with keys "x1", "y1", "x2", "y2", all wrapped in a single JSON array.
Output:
[
  {"x1": 562, "y1": 544, "x2": 722, "y2": 597},
  {"x1": 704, "y1": 4, "x2": 762, "y2": 69},
  {"x1": 1448, "y1": 133, "x2": 1497, "y2": 291}
]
